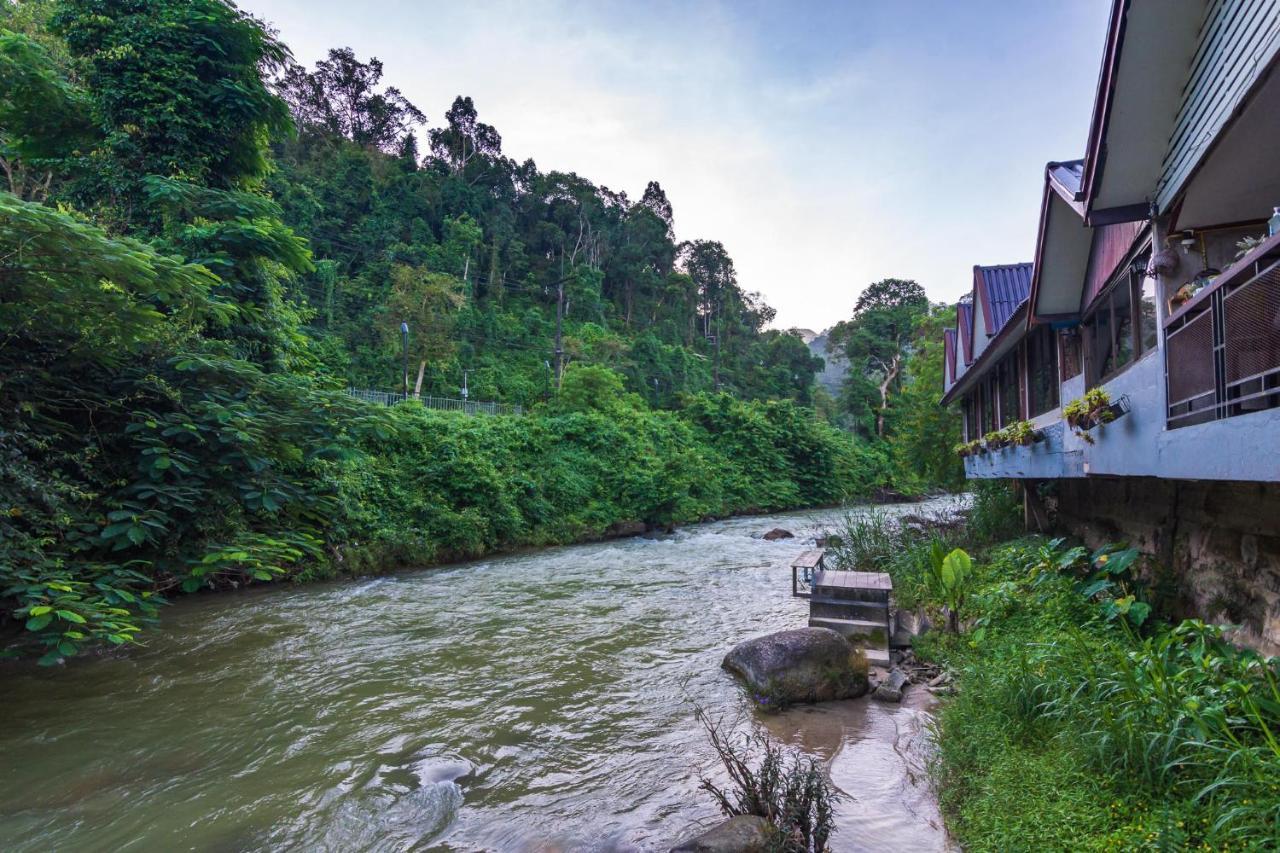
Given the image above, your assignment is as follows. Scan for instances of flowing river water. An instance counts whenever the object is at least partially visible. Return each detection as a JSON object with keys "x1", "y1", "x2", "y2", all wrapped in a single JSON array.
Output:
[{"x1": 0, "y1": 499, "x2": 960, "y2": 852}]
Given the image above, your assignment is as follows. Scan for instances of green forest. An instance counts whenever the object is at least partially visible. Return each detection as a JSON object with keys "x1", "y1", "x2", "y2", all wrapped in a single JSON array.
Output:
[{"x1": 0, "y1": 0, "x2": 957, "y2": 663}]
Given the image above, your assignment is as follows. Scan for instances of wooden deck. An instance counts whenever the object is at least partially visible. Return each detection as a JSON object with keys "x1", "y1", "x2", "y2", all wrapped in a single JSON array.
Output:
[
  {"x1": 789, "y1": 551, "x2": 895, "y2": 668},
  {"x1": 812, "y1": 570, "x2": 892, "y2": 592}
]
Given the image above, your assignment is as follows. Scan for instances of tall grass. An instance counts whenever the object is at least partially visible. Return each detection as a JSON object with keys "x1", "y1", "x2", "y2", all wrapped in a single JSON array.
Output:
[
  {"x1": 819, "y1": 480, "x2": 1022, "y2": 609},
  {"x1": 694, "y1": 705, "x2": 838, "y2": 852},
  {"x1": 922, "y1": 537, "x2": 1280, "y2": 850}
]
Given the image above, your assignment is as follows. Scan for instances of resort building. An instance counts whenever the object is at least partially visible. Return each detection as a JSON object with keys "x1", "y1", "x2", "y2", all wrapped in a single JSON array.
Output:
[{"x1": 940, "y1": 0, "x2": 1280, "y2": 653}]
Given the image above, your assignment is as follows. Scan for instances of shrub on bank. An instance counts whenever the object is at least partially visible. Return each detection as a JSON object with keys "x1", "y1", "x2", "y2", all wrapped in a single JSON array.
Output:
[
  {"x1": 3, "y1": 374, "x2": 892, "y2": 662},
  {"x1": 915, "y1": 537, "x2": 1280, "y2": 851}
]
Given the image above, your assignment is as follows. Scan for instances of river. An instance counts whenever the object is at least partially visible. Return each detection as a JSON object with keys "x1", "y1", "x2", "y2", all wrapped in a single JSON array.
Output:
[{"x1": 0, "y1": 499, "x2": 959, "y2": 852}]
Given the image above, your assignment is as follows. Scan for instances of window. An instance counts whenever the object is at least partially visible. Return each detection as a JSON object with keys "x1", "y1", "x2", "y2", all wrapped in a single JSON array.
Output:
[
  {"x1": 1060, "y1": 329, "x2": 1083, "y2": 381},
  {"x1": 1027, "y1": 324, "x2": 1059, "y2": 416},
  {"x1": 1085, "y1": 248, "x2": 1154, "y2": 384},
  {"x1": 1139, "y1": 275, "x2": 1158, "y2": 354},
  {"x1": 965, "y1": 397, "x2": 979, "y2": 441},
  {"x1": 981, "y1": 376, "x2": 995, "y2": 434},
  {"x1": 998, "y1": 357, "x2": 1020, "y2": 426}
]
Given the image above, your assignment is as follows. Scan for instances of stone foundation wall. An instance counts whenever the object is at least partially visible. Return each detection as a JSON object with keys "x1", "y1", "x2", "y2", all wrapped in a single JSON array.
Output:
[{"x1": 1047, "y1": 477, "x2": 1280, "y2": 656}]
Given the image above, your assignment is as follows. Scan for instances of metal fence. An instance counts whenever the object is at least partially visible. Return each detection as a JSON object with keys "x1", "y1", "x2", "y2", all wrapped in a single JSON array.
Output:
[
  {"x1": 346, "y1": 388, "x2": 523, "y2": 416},
  {"x1": 1166, "y1": 257, "x2": 1280, "y2": 429}
]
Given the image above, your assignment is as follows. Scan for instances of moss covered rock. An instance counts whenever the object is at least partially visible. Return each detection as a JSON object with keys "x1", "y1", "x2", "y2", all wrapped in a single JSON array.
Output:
[{"x1": 722, "y1": 627, "x2": 869, "y2": 708}]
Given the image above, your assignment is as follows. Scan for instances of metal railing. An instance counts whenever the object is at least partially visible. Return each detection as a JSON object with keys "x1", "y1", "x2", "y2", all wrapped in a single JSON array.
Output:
[
  {"x1": 346, "y1": 388, "x2": 523, "y2": 416},
  {"x1": 1166, "y1": 256, "x2": 1280, "y2": 429}
]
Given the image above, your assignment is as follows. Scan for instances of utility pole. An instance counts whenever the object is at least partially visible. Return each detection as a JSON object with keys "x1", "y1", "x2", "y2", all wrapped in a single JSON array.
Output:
[{"x1": 400, "y1": 322, "x2": 410, "y2": 398}]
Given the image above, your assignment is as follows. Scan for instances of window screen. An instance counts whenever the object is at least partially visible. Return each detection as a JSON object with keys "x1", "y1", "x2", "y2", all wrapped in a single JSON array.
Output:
[
  {"x1": 1027, "y1": 325, "x2": 1060, "y2": 416},
  {"x1": 981, "y1": 377, "x2": 995, "y2": 434},
  {"x1": 1060, "y1": 329, "x2": 1083, "y2": 380},
  {"x1": 998, "y1": 358, "x2": 1020, "y2": 426}
]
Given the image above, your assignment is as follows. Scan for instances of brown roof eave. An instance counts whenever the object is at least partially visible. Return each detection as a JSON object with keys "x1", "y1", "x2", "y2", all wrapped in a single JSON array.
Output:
[
  {"x1": 1028, "y1": 163, "x2": 1088, "y2": 330},
  {"x1": 1080, "y1": 0, "x2": 1128, "y2": 215}
]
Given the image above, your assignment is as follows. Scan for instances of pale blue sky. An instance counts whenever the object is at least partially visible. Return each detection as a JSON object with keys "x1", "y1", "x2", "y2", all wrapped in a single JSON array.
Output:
[{"x1": 243, "y1": 1, "x2": 1111, "y2": 330}]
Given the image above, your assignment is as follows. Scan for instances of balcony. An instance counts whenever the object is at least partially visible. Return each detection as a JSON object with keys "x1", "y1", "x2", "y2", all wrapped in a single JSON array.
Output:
[{"x1": 1165, "y1": 231, "x2": 1280, "y2": 429}]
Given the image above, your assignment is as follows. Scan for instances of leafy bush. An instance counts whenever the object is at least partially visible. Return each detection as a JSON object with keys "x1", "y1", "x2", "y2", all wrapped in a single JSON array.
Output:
[{"x1": 919, "y1": 537, "x2": 1280, "y2": 850}]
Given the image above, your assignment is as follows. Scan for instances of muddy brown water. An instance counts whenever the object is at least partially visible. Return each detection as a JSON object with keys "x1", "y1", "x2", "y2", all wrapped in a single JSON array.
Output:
[{"x1": 0, "y1": 499, "x2": 960, "y2": 852}]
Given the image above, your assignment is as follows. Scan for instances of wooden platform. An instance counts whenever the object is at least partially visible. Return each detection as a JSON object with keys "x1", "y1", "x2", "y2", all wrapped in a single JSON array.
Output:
[
  {"x1": 790, "y1": 549, "x2": 827, "y2": 598},
  {"x1": 791, "y1": 549, "x2": 826, "y2": 570},
  {"x1": 789, "y1": 553, "x2": 895, "y2": 668},
  {"x1": 812, "y1": 570, "x2": 892, "y2": 593}
]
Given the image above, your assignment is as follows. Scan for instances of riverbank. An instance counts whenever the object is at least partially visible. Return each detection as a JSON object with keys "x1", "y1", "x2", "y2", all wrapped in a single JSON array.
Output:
[
  {"x1": 3, "y1": 391, "x2": 898, "y2": 664},
  {"x1": 836, "y1": 487, "x2": 1280, "y2": 850},
  {"x1": 0, "y1": 501, "x2": 955, "y2": 850}
]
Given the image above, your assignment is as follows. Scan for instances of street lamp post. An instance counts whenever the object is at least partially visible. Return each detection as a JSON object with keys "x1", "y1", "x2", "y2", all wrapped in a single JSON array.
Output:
[{"x1": 400, "y1": 322, "x2": 410, "y2": 398}]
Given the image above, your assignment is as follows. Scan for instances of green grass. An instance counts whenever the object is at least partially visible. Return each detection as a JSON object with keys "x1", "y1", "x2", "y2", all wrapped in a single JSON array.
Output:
[{"x1": 895, "y1": 527, "x2": 1280, "y2": 852}]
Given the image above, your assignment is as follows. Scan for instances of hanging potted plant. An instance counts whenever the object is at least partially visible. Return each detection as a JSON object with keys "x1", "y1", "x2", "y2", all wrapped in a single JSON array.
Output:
[{"x1": 1064, "y1": 388, "x2": 1130, "y2": 439}]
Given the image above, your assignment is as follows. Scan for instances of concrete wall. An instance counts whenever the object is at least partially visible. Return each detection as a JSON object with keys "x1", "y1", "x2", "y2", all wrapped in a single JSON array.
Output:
[{"x1": 1052, "y1": 476, "x2": 1280, "y2": 656}]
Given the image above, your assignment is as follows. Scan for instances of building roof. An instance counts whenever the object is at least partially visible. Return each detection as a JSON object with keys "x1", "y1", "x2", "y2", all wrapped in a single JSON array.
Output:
[
  {"x1": 1028, "y1": 158, "x2": 1091, "y2": 324},
  {"x1": 1079, "y1": 0, "x2": 1204, "y2": 224},
  {"x1": 974, "y1": 263, "x2": 1033, "y2": 335},
  {"x1": 941, "y1": 300, "x2": 1029, "y2": 407},
  {"x1": 1047, "y1": 159, "x2": 1084, "y2": 204},
  {"x1": 943, "y1": 327, "x2": 957, "y2": 387},
  {"x1": 957, "y1": 299, "x2": 974, "y2": 365}
]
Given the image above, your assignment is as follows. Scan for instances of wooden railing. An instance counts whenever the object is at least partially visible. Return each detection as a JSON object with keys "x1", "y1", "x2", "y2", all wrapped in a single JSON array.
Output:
[{"x1": 1165, "y1": 231, "x2": 1280, "y2": 429}]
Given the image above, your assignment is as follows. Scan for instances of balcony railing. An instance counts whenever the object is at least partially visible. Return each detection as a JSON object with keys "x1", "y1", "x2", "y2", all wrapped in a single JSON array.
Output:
[{"x1": 1165, "y1": 231, "x2": 1280, "y2": 429}]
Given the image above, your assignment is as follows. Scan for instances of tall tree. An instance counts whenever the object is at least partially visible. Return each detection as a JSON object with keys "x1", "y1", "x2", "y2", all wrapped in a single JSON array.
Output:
[
  {"x1": 276, "y1": 48, "x2": 424, "y2": 152},
  {"x1": 429, "y1": 96, "x2": 502, "y2": 176},
  {"x1": 830, "y1": 278, "x2": 928, "y2": 437},
  {"x1": 891, "y1": 306, "x2": 963, "y2": 490},
  {"x1": 0, "y1": 30, "x2": 93, "y2": 200},
  {"x1": 52, "y1": 0, "x2": 292, "y2": 228}
]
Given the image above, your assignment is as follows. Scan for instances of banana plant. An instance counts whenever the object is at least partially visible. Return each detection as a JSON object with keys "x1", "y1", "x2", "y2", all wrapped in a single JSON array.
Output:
[{"x1": 928, "y1": 542, "x2": 973, "y2": 633}]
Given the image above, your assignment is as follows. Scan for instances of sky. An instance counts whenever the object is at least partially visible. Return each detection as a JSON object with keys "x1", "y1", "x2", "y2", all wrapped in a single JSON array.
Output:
[{"x1": 242, "y1": 0, "x2": 1112, "y2": 332}]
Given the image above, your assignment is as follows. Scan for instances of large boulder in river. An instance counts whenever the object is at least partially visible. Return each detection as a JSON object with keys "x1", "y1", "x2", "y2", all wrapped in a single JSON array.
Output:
[
  {"x1": 761, "y1": 528, "x2": 794, "y2": 541},
  {"x1": 670, "y1": 815, "x2": 773, "y2": 852},
  {"x1": 722, "y1": 628, "x2": 869, "y2": 707}
]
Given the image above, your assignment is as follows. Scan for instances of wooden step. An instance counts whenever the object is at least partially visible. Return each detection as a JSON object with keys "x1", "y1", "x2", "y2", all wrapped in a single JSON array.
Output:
[
  {"x1": 808, "y1": 616, "x2": 888, "y2": 645},
  {"x1": 862, "y1": 647, "x2": 892, "y2": 668},
  {"x1": 810, "y1": 601, "x2": 891, "y2": 623},
  {"x1": 808, "y1": 595, "x2": 889, "y2": 608}
]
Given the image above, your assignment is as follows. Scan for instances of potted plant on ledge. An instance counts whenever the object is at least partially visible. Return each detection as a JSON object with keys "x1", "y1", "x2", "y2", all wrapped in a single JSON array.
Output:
[
  {"x1": 1007, "y1": 420, "x2": 1043, "y2": 447},
  {"x1": 1063, "y1": 387, "x2": 1130, "y2": 441},
  {"x1": 983, "y1": 429, "x2": 1008, "y2": 452}
]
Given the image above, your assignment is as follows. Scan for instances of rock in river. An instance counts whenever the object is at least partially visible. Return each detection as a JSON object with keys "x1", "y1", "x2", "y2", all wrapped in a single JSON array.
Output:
[
  {"x1": 722, "y1": 628, "x2": 869, "y2": 706},
  {"x1": 670, "y1": 815, "x2": 773, "y2": 852},
  {"x1": 761, "y1": 528, "x2": 794, "y2": 541},
  {"x1": 871, "y1": 666, "x2": 909, "y2": 703}
]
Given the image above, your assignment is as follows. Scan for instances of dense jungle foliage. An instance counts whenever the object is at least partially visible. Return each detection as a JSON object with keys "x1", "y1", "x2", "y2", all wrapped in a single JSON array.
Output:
[{"x1": 0, "y1": 0, "x2": 953, "y2": 663}]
